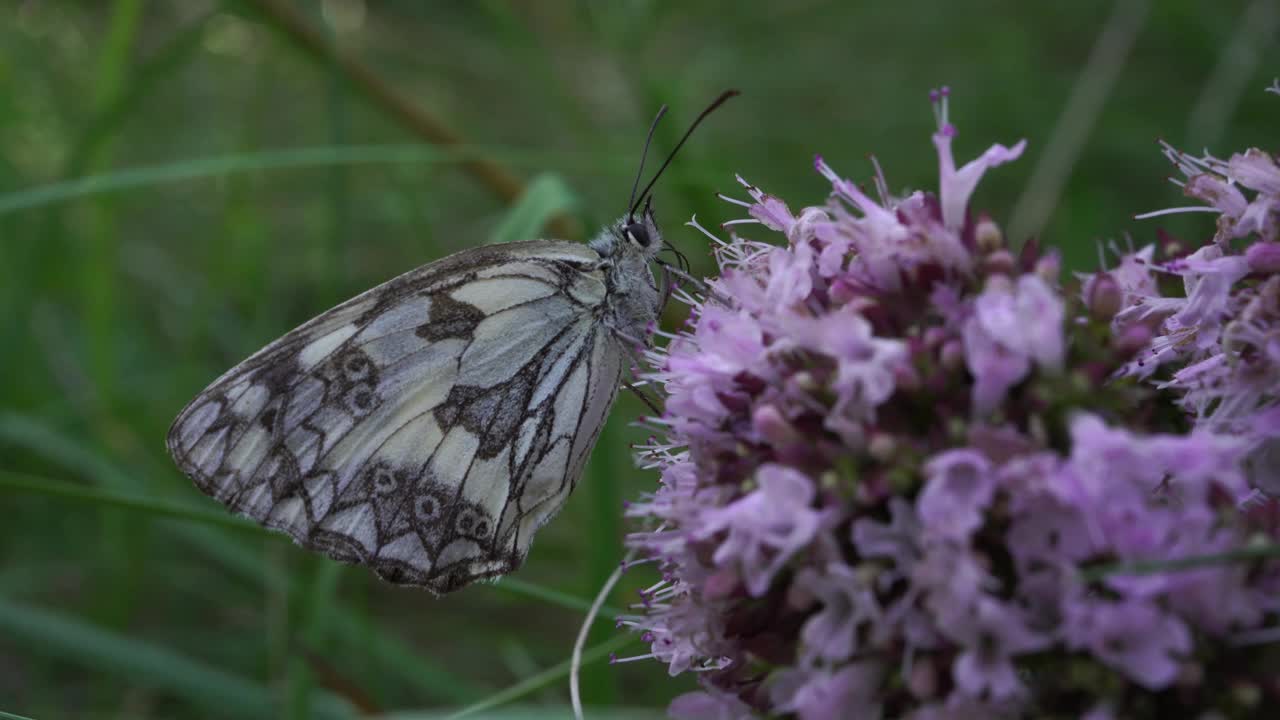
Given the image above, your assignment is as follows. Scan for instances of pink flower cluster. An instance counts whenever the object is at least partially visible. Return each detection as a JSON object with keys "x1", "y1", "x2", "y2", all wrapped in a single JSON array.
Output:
[{"x1": 620, "y1": 88, "x2": 1280, "y2": 719}]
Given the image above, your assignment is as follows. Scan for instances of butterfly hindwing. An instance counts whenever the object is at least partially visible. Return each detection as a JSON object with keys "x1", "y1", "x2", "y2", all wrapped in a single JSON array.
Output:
[{"x1": 167, "y1": 241, "x2": 625, "y2": 593}]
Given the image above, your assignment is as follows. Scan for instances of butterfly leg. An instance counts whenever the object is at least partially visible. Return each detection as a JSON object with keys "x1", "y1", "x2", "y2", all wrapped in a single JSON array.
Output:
[
  {"x1": 624, "y1": 378, "x2": 664, "y2": 416},
  {"x1": 654, "y1": 260, "x2": 731, "y2": 307},
  {"x1": 604, "y1": 323, "x2": 666, "y2": 416}
]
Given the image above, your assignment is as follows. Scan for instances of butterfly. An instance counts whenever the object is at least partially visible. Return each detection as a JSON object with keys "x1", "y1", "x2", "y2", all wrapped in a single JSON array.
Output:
[{"x1": 166, "y1": 91, "x2": 737, "y2": 594}]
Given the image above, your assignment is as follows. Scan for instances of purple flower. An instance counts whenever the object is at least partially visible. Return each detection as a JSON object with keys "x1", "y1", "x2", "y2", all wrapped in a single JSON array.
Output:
[
  {"x1": 694, "y1": 464, "x2": 821, "y2": 597},
  {"x1": 907, "y1": 693, "x2": 1023, "y2": 720},
  {"x1": 769, "y1": 661, "x2": 885, "y2": 720},
  {"x1": 1183, "y1": 170, "x2": 1248, "y2": 219},
  {"x1": 810, "y1": 94, "x2": 1026, "y2": 296},
  {"x1": 1247, "y1": 406, "x2": 1280, "y2": 494},
  {"x1": 1064, "y1": 599, "x2": 1191, "y2": 690},
  {"x1": 852, "y1": 497, "x2": 922, "y2": 576},
  {"x1": 764, "y1": 241, "x2": 815, "y2": 307},
  {"x1": 1081, "y1": 705, "x2": 1117, "y2": 720},
  {"x1": 915, "y1": 543, "x2": 999, "y2": 629},
  {"x1": 916, "y1": 449, "x2": 995, "y2": 541},
  {"x1": 668, "y1": 689, "x2": 756, "y2": 720},
  {"x1": 736, "y1": 175, "x2": 797, "y2": 233},
  {"x1": 1006, "y1": 494, "x2": 1093, "y2": 568},
  {"x1": 811, "y1": 157, "x2": 918, "y2": 294},
  {"x1": 782, "y1": 310, "x2": 907, "y2": 430},
  {"x1": 1151, "y1": 141, "x2": 1280, "y2": 243},
  {"x1": 1166, "y1": 246, "x2": 1250, "y2": 346},
  {"x1": 931, "y1": 94, "x2": 1027, "y2": 230},
  {"x1": 796, "y1": 562, "x2": 881, "y2": 662},
  {"x1": 946, "y1": 597, "x2": 1049, "y2": 700},
  {"x1": 1247, "y1": 240, "x2": 1280, "y2": 273},
  {"x1": 963, "y1": 274, "x2": 1065, "y2": 414},
  {"x1": 1229, "y1": 147, "x2": 1280, "y2": 195},
  {"x1": 981, "y1": 274, "x2": 1065, "y2": 371},
  {"x1": 962, "y1": 312, "x2": 1031, "y2": 416},
  {"x1": 620, "y1": 87, "x2": 1280, "y2": 719},
  {"x1": 1159, "y1": 525, "x2": 1266, "y2": 635}
]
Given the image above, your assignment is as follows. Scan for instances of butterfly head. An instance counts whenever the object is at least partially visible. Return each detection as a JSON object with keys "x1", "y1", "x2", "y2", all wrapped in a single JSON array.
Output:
[
  {"x1": 590, "y1": 202, "x2": 663, "y2": 262},
  {"x1": 622, "y1": 198, "x2": 662, "y2": 257},
  {"x1": 600, "y1": 90, "x2": 738, "y2": 265}
]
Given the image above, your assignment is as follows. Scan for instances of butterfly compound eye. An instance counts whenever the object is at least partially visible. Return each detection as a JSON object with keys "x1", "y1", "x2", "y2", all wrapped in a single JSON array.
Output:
[{"x1": 625, "y1": 222, "x2": 651, "y2": 248}]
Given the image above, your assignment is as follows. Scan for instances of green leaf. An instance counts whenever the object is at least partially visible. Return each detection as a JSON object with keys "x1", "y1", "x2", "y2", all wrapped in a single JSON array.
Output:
[
  {"x1": 0, "y1": 599, "x2": 353, "y2": 719},
  {"x1": 488, "y1": 173, "x2": 579, "y2": 245}
]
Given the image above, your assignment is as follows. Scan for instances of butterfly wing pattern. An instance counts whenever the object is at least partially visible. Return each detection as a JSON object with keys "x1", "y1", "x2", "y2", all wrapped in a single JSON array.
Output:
[{"x1": 167, "y1": 240, "x2": 629, "y2": 593}]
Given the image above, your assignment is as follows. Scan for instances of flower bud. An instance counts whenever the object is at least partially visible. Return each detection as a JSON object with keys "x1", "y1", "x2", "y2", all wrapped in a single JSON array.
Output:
[
  {"x1": 940, "y1": 339, "x2": 965, "y2": 371},
  {"x1": 791, "y1": 371, "x2": 819, "y2": 393},
  {"x1": 1231, "y1": 681, "x2": 1262, "y2": 708},
  {"x1": 1246, "y1": 241, "x2": 1280, "y2": 274},
  {"x1": 907, "y1": 658, "x2": 938, "y2": 699},
  {"x1": 982, "y1": 249, "x2": 1015, "y2": 276},
  {"x1": 1113, "y1": 323, "x2": 1153, "y2": 356},
  {"x1": 868, "y1": 432, "x2": 897, "y2": 462},
  {"x1": 784, "y1": 579, "x2": 816, "y2": 610},
  {"x1": 893, "y1": 363, "x2": 922, "y2": 392},
  {"x1": 829, "y1": 278, "x2": 857, "y2": 305},
  {"x1": 703, "y1": 567, "x2": 740, "y2": 601},
  {"x1": 1085, "y1": 272, "x2": 1123, "y2": 320},
  {"x1": 752, "y1": 404, "x2": 799, "y2": 446},
  {"x1": 1035, "y1": 251, "x2": 1061, "y2": 282},
  {"x1": 974, "y1": 213, "x2": 1004, "y2": 253},
  {"x1": 923, "y1": 326, "x2": 948, "y2": 349}
]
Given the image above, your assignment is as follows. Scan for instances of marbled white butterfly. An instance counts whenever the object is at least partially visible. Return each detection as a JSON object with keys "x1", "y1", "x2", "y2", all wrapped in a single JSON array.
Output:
[{"x1": 166, "y1": 92, "x2": 737, "y2": 594}]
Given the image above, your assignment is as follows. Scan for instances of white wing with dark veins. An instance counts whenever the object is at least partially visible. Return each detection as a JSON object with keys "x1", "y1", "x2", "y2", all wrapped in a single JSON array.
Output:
[{"x1": 167, "y1": 241, "x2": 625, "y2": 593}]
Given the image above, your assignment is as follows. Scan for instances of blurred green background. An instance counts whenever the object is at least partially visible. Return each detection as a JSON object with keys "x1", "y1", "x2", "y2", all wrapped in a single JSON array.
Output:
[{"x1": 1, "y1": 0, "x2": 1277, "y2": 718}]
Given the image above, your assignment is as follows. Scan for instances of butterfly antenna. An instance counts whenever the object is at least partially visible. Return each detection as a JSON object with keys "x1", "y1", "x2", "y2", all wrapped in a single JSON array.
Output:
[
  {"x1": 628, "y1": 104, "x2": 669, "y2": 221},
  {"x1": 630, "y1": 89, "x2": 740, "y2": 216}
]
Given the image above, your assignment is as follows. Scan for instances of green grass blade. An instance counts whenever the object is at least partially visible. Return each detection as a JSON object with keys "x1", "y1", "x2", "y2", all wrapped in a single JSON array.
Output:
[
  {"x1": 0, "y1": 416, "x2": 480, "y2": 703},
  {"x1": 488, "y1": 173, "x2": 579, "y2": 244},
  {"x1": 0, "y1": 466, "x2": 626, "y2": 620},
  {"x1": 493, "y1": 577, "x2": 624, "y2": 621},
  {"x1": 0, "y1": 469, "x2": 268, "y2": 535},
  {"x1": 0, "y1": 414, "x2": 621, "y2": 702},
  {"x1": 61, "y1": 10, "x2": 213, "y2": 177},
  {"x1": 0, "y1": 146, "x2": 439, "y2": 215},
  {"x1": 0, "y1": 413, "x2": 139, "y2": 492},
  {"x1": 578, "y1": 419, "x2": 626, "y2": 706},
  {"x1": 390, "y1": 707, "x2": 662, "y2": 720},
  {"x1": 0, "y1": 710, "x2": 39, "y2": 720},
  {"x1": 0, "y1": 144, "x2": 611, "y2": 218},
  {"x1": 427, "y1": 634, "x2": 636, "y2": 720},
  {"x1": 0, "y1": 599, "x2": 353, "y2": 719},
  {"x1": 324, "y1": 609, "x2": 489, "y2": 704}
]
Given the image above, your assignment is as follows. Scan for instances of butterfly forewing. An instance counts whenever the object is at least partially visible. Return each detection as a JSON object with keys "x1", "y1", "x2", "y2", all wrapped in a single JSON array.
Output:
[{"x1": 167, "y1": 241, "x2": 626, "y2": 593}]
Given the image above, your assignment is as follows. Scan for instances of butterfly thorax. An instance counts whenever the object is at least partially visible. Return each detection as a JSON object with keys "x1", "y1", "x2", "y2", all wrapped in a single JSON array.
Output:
[{"x1": 588, "y1": 212, "x2": 664, "y2": 345}]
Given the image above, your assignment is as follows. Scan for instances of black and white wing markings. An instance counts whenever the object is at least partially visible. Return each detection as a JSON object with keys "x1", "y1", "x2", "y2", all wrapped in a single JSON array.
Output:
[{"x1": 167, "y1": 241, "x2": 626, "y2": 593}]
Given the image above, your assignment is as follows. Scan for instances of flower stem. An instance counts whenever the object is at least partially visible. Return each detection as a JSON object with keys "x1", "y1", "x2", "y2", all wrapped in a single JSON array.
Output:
[
  {"x1": 243, "y1": 0, "x2": 580, "y2": 240},
  {"x1": 1080, "y1": 543, "x2": 1280, "y2": 582}
]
